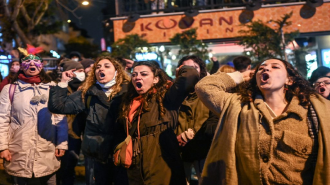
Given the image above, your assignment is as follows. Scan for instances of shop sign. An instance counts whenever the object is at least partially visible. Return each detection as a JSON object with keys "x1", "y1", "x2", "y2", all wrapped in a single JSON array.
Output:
[{"x1": 113, "y1": 2, "x2": 330, "y2": 43}]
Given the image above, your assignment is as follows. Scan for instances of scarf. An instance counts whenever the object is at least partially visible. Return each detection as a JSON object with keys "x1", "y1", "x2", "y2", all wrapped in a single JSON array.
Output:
[
  {"x1": 18, "y1": 73, "x2": 41, "y2": 84},
  {"x1": 128, "y1": 96, "x2": 144, "y2": 123}
]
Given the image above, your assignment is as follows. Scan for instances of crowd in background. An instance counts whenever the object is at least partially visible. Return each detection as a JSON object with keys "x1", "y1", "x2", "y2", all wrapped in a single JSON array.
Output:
[{"x1": 0, "y1": 46, "x2": 329, "y2": 185}]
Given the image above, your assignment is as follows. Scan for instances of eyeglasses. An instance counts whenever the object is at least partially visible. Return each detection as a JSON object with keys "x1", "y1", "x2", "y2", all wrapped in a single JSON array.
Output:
[{"x1": 313, "y1": 81, "x2": 330, "y2": 87}]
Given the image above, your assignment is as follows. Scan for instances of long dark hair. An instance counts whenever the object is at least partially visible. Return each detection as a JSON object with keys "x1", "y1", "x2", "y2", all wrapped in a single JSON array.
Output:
[
  {"x1": 239, "y1": 58, "x2": 316, "y2": 107},
  {"x1": 119, "y1": 61, "x2": 171, "y2": 120}
]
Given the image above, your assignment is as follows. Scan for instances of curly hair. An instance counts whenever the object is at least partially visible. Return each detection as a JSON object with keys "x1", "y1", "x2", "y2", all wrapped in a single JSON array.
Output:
[
  {"x1": 239, "y1": 58, "x2": 316, "y2": 108},
  {"x1": 80, "y1": 55, "x2": 130, "y2": 101},
  {"x1": 177, "y1": 55, "x2": 207, "y2": 79},
  {"x1": 119, "y1": 61, "x2": 172, "y2": 120}
]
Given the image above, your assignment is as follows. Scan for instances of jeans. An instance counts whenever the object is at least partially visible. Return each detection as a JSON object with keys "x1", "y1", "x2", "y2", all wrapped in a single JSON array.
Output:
[{"x1": 85, "y1": 157, "x2": 129, "y2": 185}]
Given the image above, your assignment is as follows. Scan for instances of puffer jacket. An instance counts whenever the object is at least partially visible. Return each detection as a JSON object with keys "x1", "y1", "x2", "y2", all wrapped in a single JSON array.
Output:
[
  {"x1": 0, "y1": 80, "x2": 68, "y2": 178},
  {"x1": 48, "y1": 83, "x2": 127, "y2": 162}
]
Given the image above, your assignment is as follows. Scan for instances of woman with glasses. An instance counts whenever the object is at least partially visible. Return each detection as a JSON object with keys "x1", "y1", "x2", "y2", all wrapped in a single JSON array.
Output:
[{"x1": 309, "y1": 66, "x2": 330, "y2": 100}]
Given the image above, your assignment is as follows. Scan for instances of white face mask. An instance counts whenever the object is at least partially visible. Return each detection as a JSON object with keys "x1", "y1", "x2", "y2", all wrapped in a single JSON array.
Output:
[
  {"x1": 74, "y1": 71, "x2": 86, "y2": 82},
  {"x1": 72, "y1": 58, "x2": 79, "y2": 62}
]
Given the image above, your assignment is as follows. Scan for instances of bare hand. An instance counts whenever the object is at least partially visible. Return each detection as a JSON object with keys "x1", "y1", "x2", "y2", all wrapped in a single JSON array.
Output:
[
  {"x1": 241, "y1": 69, "x2": 255, "y2": 82},
  {"x1": 55, "y1": 149, "x2": 65, "y2": 157},
  {"x1": 210, "y1": 56, "x2": 218, "y2": 62},
  {"x1": 177, "y1": 135, "x2": 187, "y2": 147},
  {"x1": 0, "y1": 149, "x2": 12, "y2": 162},
  {"x1": 61, "y1": 69, "x2": 76, "y2": 82}
]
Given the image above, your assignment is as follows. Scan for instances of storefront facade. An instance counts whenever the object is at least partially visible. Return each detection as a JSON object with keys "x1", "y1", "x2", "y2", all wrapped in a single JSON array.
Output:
[{"x1": 111, "y1": 1, "x2": 330, "y2": 77}]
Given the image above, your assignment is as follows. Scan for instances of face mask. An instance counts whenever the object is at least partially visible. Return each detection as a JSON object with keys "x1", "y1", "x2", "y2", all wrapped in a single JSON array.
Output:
[
  {"x1": 74, "y1": 71, "x2": 86, "y2": 82},
  {"x1": 12, "y1": 65, "x2": 20, "y2": 72},
  {"x1": 72, "y1": 58, "x2": 79, "y2": 62}
]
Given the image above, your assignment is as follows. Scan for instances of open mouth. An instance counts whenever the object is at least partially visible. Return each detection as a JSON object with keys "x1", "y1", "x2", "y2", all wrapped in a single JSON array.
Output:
[
  {"x1": 261, "y1": 73, "x2": 269, "y2": 82},
  {"x1": 99, "y1": 72, "x2": 105, "y2": 78},
  {"x1": 136, "y1": 82, "x2": 142, "y2": 88},
  {"x1": 319, "y1": 87, "x2": 326, "y2": 93},
  {"x1": 29, "y1": 67, "x2": 36, "y2": 72}
]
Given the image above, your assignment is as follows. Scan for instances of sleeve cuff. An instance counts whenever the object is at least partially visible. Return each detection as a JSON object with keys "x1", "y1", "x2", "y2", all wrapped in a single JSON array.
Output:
[
  {"x1": 58, "y1": 82, "x2": 68, "y2": 88},
  {"x1": 227, "y1": 71, "x2": 244, "y2": 85}
]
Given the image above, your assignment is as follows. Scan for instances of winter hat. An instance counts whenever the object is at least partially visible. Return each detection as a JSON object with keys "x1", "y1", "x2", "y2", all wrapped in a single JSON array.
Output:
[
  {"x1": 69, "y1": 51, "x2": 81, "y2": 60},
  {"x1": 60, "y1": 59, "x2": 84, "y2": 72},
  {"x1": 80, "y1": 59, "x2": 95, "y2": 69}
]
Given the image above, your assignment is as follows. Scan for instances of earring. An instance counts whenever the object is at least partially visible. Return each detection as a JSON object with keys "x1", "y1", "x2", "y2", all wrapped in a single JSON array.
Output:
[{"x1": 284, "y1": 84, "x2": 289, "y2": 91}]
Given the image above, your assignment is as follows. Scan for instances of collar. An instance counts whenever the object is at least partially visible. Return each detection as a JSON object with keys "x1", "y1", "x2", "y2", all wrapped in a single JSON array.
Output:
[
  {"x1": 254, "y1": 94, "x2": 306, "y2": 121},
  {"x1": 16, "y1": 80, "x2": 51, "y2": 90}
]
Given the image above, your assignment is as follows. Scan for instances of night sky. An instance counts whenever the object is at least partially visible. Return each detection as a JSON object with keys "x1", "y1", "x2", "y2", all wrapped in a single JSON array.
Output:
[{"x1": 68, "y1": 1, "x2": 111, "y2": 46}]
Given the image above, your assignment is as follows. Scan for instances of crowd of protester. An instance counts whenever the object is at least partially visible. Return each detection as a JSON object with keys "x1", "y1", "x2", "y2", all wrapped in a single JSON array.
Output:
[{"x1": 0, "y1": 45, "x2": 329, "y2": 185}]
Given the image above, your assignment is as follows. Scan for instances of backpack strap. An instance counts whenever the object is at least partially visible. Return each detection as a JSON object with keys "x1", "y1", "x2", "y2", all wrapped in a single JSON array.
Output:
[
  {"x1": 9, "y1": 84, "x2": 17, "y2": 104},
  {"x1": 86, "y1": 95, "x2": 92, "y2": 109}
]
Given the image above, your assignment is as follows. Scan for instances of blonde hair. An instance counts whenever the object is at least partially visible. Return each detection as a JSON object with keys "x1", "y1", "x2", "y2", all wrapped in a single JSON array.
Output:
[
  {"x1": 219, "y1": 65, "x2": 235, "y2": 73},
  {"x1": 80, "y1": 56, "x2": 130, "y2": 101}
]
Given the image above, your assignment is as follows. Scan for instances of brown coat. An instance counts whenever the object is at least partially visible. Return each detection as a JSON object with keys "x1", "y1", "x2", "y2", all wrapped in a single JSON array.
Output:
[{"x1": 195, "y1": 71, "x2": 330, "y2": 185}]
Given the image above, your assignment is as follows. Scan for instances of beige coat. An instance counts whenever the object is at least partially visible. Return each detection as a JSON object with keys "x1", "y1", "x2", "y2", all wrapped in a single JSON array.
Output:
[
  {"x1": 195, "y1": 71, "x2": 330, "y2": 185},
  {"x1": 0, "y1": 80, "x2": 68, "y2": 178}
]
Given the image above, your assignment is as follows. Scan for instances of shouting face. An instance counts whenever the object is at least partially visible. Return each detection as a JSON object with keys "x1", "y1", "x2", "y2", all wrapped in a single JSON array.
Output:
[
  {"x1": 131, "y1": 65, "x2": 159, "y2": 95},
  {"x1": 95, "y1": 59, "x2": 116, "y2": 84},
  {"x1": 256, "y1": 59, "x2": 292, "y2": 95}
]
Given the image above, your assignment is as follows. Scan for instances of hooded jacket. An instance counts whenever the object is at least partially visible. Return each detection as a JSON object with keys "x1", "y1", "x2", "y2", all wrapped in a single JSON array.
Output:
[{"x1": 0, "y1": 80, "x2": 68, "y2": 178}]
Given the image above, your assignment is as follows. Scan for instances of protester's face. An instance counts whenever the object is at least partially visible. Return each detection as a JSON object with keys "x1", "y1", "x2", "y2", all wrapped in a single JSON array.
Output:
[
  {"x1": 95, "y1": 59, "x2": 116, "y2": 84},
  {"x1": 132, "y1": 65, "x2": 159, "y2": 95},
  {"x1": 85, "y1": 64, "x2": 93, "y2": 74},
  {"x1": 314, "y1": 74, "x2": 330, "y2": 98},
  {"x1": 256, "y1": 59, "x2": 291, "y2": 94},
  {"x1": 181, "y1": 59, "x2": 200, "y2": 75},
  {"x1": 21, "y1": 59, "x2": 43, "y2": 76},
  {"x1": 10, "y1": 61, "x2": 20, "y2": 73}
]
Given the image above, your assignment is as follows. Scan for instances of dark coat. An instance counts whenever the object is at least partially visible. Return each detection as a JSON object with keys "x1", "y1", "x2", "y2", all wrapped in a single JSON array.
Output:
[
  {"x1": 120, "y1": 66, "x2": 199, "y2": 185},
  {"x1": 48, "y1": 83, "x2": 127, "y2": 162},
  {"x1": 176, "y1": 92, "x2": 219, "y2": 162}
]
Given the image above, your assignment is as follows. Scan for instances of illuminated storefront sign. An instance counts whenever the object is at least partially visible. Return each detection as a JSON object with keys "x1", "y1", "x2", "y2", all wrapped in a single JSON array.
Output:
[{"x1": 112, "y1": 2, "x2": 330, "y2": 43}]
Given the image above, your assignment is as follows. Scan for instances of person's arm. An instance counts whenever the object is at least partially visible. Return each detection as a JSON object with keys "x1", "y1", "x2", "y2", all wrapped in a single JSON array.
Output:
[
  {"x1": 0, "y1": 85, "x2": 12, "y2": 161},
  {"x1": 164, "y1": 66, "x2": 199, "y2": 110},
  {"x1": 48, "y1": 84, "x2": 85, "y2": 114},
  {"x1": 195, "y1": 71, "x2": 244, "y2": 117},
  {"x1": 54, "y1": 113, "x2": 68, "y2": 157},
  {"x1": 210, "y1": 57, "x2": 220, "y2": 74}
]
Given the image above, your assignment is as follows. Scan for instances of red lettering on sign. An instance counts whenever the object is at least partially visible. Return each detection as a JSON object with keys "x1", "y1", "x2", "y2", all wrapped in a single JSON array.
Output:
[
  {"x1": 141, "y1": 23, "x2": 153, "y2": 31},
  {"x1": 156, "y1": 19, "x2": 177, "y2": 29},
  {"x1": 164, "y1": 32, "x2": 166, "y2": 37},
  {"x1": 219, "y1": 16, "x2": 233, "y2": 25},
  {"x1": 226, "y1": 28, "x2": 234, "y2": 32},
  {"x1": 207, "y1": 29, "x2": 209, "y2": 34},
  {"x1": 200, "y1": 18, "x2": 213, "y2": 27}
]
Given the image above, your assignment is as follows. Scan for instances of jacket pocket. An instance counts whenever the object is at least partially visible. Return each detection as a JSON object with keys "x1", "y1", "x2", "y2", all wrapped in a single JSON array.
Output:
[{"x1": 278, "y1": 130, "x2": 313, "y2": 158}]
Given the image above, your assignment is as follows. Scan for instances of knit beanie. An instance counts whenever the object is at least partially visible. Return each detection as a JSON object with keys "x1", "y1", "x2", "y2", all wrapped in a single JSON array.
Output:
[
  {"x1": 60, "y1": 59, "x2": 84, "y2": 71},
  {"x1": 80, "y1": 59, "x2": 95, "y2": 69}
]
